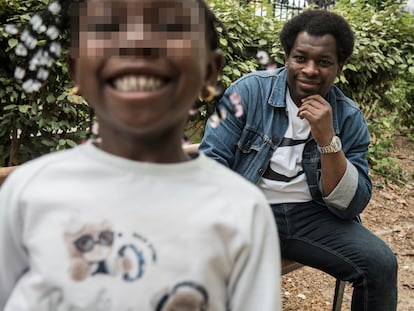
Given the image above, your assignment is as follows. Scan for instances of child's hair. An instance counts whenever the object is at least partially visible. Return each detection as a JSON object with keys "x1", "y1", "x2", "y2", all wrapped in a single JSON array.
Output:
[{"x1": 279, "y1": 9, "x2": 355, "y2": 64}]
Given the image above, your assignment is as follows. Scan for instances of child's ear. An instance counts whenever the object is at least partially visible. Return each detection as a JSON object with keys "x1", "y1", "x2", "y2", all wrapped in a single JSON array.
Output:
[
  {"x1": 67, "y1": 55, "x2": 79, "y2": 86},
  {"x1": 205, "y1": 49, "x2": 225, "y2": 86}
]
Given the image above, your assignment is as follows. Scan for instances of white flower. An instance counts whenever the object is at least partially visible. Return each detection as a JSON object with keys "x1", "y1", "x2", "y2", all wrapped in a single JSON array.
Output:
[
  {"x1": 46, "y1": 25, "x2": 60, "y2": 40},
  {"x1": 48, "y1": 2, "x2": 62, "y2": 15},
  {"x1": 22, "y1": 79, "x2": 34, "y2": 93},
  {"x1": 21, "y1": 30, "x2": 37, "y2": 49},
  {"x1": 15, "y1": 43, "x2": 28, "y2": 56},
  {"x1": 27, "y1": 38, "x2": 37, "y2": 49},
  {"x1": 14, "y1": 67, "x2": 26, "y2": 80},
  {"x1": 31, "y1": 80, "x2": 42, "y2": 92},
  {"x1": 29, "y1": 51, "x2": 41, "y2": 71},
  {"x1": 49, "y1": 42, "x2": 61, "y2": 57},
  {"x1": 37, "y1": 24, "x2": 47, "y2": 34},
  {"x1": 37, "y1": 68, "x2": 49, "y2": 81},
  {"x1": 22, "y1": 79, "x2": 42, "y2": 93},
  {"x1": 20, "y1": 30, "x2": 30, "y2": 42},
  {"x1": 29, "y1": 50, "x2": 54, "y2": 71},
  {"x1": 4, "y1": 24, "x2": 18, "y2": 35},
  {"x1": 29, "y1": 14, "x2": 43, "y2": 32},
  {"x1": 41, "y1": 51, "x2": 53, "y2": 67}
]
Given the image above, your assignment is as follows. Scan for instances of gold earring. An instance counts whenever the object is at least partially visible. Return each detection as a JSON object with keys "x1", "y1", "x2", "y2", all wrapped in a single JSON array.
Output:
[
  {"x1": 201, "y1": 85, "x2": 216, "y2": 102},
  {"x1": 69, "y1": 86, "x2": 80, "y2": 95}
]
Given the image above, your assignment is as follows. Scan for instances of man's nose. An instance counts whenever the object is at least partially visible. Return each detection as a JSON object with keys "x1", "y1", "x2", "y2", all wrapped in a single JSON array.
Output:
[{"x1": 302, "y1": 60, "x2": 318, "y2": 75}]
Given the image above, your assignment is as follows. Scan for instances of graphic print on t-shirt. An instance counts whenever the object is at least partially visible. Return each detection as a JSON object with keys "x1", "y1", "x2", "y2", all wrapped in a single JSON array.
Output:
[
  {"x1": 258, "y1": 89, "x2": 313, "y2": 203},
  {"x1": 63, "y1": 220, "x2": 157, "y2": 283},
  {"x1": 262, "y1": 137, "x2": 309, "y2": 182},
  {"x1": 152, "y1": 281, "x2": 209, "y2": 311}
]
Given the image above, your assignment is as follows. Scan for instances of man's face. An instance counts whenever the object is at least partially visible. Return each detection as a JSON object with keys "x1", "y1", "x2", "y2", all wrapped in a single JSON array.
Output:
[
  {"x1": 71, "y1": 0, "x2": 214, "y2": 137},
  {"x1": 285, "y1": 31, "x2": 343, "y2": 106}
]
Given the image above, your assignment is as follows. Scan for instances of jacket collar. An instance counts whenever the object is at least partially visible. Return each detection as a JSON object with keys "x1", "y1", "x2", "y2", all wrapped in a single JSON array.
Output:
[{"x1": 268, "y1": 67, "x2": 288, "y2": 108}]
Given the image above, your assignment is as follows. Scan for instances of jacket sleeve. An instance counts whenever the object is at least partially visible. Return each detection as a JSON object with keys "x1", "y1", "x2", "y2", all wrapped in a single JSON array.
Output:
[
  {"x1": 0, "y1": 174, "x2": 29, "y2": 309},
  {"x1": 323, "y1": 110, "x2": 372, "y2": 219},
  {"x1": 199, "y1": 85, "x2": 245, "y2": 169},
  {"x1": 227, "y1": 198, "x2": 281, "y2": 311}
]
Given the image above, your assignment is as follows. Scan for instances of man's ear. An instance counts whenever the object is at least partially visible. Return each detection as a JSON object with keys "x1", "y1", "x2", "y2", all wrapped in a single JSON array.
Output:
[
  {"x1": 337, "y1": 62, "x2": 344, "y2": 77},
  {"x1": 284, "y1": 54, "x2": 289, "y2": 67},
  {"x1": 205, "y1": 49, "x2": 225, "y2": 86}
]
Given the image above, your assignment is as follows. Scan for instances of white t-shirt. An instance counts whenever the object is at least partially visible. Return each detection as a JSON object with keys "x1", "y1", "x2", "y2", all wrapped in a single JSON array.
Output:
[
  {"x1": 0, "y1": 142, "x2": 280, "y2": 311},
  {"x1": 258, "y1": 90, "x2": 312, "y2": 204}
]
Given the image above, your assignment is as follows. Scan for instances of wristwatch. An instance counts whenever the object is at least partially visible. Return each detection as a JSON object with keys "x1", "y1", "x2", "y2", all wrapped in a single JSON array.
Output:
[{"x1": 317, "y1": 135, "x2": 342, "y2": 154}]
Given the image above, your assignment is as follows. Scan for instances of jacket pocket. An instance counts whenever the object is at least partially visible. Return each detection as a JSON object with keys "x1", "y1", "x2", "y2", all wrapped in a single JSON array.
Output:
[{"x1": 237, "y1": 127, "x2": 266, "y2": 154}]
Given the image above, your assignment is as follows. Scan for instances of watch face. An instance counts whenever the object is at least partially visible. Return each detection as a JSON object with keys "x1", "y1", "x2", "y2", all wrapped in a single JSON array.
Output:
[
  {"x1": 318, "y1": 136, "x2": 342, "y2": 154},
  {"x1": 332, "y1": 136, "x2": 341, "y2": 149}
]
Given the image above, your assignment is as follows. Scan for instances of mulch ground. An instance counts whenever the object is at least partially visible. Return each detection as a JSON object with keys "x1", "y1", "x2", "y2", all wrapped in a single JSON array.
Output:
[{"x1": 282, "y1": 135, "x2": 414, "y2": 310}]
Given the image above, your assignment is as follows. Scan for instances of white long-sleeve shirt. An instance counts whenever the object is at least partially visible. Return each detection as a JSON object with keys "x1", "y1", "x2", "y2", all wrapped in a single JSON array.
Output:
[{"x1": 0, "y1": 142, "x2": 281, "y2": 311}]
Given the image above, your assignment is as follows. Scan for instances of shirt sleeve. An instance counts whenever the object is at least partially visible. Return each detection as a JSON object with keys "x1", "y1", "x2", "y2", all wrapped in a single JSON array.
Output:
[
  {"x1": 0, "y1": 175, "x2": 29, "y2": 309},
  {"x1": 227, "y1": 199, "x2": 281, "y2": 311},
  {"x1": 320, "y1": 159, "x2": 359, "y2": 210}
]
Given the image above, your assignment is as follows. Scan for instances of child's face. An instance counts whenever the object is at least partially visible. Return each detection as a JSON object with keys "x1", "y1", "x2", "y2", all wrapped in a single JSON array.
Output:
[{"x1": 71, "y1": 0, "x2": 221, "y2": 139}]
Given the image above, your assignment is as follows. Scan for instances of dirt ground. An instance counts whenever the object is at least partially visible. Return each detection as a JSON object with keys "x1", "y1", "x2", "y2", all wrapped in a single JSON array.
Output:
[{"x1": 282, "y1": 134, "x2": 414, "y2": 310}]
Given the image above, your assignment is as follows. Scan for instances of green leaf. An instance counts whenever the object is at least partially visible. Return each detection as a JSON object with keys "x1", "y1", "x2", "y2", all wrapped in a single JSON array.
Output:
[
  {"x1": 3, "y1": 104, "x2": 17, "y2": 111},
  {"x1": 46, "y1": 94, "x2": 56, "y2": 104},
  {"x1": 66, "y1": 139, "x2": 78, "y2": 148},
  {"x1": 8, "y1": 38, "x2": 18, "y2": 48},
  {"x1": 219, "y1": 38, "x2": 228, "y2": 47},
  {"x1": 232, "y1": 68, "x2": 241, "y2": 76},
  {"x1": 345, "y1": 64, "x2": 357, "y2": 71},
  {"x1": 18, "y1": 105, "x2": 31, "y2": 113}
]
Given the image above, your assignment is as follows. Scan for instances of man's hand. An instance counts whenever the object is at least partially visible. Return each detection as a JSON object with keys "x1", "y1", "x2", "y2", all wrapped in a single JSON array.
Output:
[
  {"x1": 297, "y1": 94, "x2": 347, "y2": 196},
  {"x1": 297, "y1": 94, "x2": 334, "y2": 146}
]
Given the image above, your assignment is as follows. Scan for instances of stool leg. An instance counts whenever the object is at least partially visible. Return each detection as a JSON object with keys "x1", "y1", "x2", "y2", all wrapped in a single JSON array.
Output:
[{"x1": 332, "y1": 279, "x2": 346, "y2": 311}]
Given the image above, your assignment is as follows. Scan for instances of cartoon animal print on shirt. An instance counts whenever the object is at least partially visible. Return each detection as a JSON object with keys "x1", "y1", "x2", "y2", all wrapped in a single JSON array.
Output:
[
  {"x1": 152, "y1": 281, "x2": 209, "y2": 311},
  {"x1": 37, "y1": 288, "x2": 111, "y2": 311},
  {"x1": 64, "y1": 220, "x2": 157, "y2": 282},
  {"x1": 64, "y1": 220, "x2": 132, "y2": 281}
]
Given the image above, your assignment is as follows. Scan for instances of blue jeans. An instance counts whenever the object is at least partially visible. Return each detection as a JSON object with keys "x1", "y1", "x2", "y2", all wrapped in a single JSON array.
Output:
[{"x1": 271, "y1": 201, "x2": 398, "y2": 311}]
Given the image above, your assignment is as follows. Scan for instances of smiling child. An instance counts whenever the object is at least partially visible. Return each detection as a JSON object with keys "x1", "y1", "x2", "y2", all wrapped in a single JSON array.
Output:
[{"x1": 0, "y1": 1, "x2": 281, "y2": 310}]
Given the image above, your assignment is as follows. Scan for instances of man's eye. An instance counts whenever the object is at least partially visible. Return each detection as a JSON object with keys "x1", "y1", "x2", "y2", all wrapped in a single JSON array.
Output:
[
  {"x1": 89, "y1": 23, "x2": 120, "y2": 33},
  {"x1": 319, "y1": 60, "x2": 333, "y2": 67},
  {"x1": 294, "y1": 56, "x2": 305, "y2": 62}
]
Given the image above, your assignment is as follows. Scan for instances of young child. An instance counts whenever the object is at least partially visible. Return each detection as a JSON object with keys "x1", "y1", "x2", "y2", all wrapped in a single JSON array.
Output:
[{"x1": 0, "y1": 1, "x2": 281, "y2": 310}]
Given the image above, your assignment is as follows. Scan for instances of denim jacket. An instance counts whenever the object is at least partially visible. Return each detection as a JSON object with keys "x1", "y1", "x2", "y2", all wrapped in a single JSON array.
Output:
[{"x1": 200, "y1": 68, "x2": 372, "y2": 220}]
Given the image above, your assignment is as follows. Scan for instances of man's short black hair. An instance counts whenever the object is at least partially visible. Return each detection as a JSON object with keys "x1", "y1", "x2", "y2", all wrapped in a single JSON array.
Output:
[{"x1": 280, "y1": 10, "x2": 355, "y2": 64}]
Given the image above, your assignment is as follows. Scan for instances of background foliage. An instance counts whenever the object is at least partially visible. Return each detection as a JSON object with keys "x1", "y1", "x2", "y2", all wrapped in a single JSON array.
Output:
[
  {"x1": 335, "y1": 0, "x2": 414, "y2": 182},
  {"x1": 0, "y1": 0, "x2": 90, "y2": 166},
  {"x1": 0, "y1": 0, "x2": 413, "y2": 182}
]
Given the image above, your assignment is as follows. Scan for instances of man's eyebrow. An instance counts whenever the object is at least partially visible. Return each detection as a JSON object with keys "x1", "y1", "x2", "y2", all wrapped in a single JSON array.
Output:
[{"x1": 293, "y1": 48, "x2": 336, "y2": 58}]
